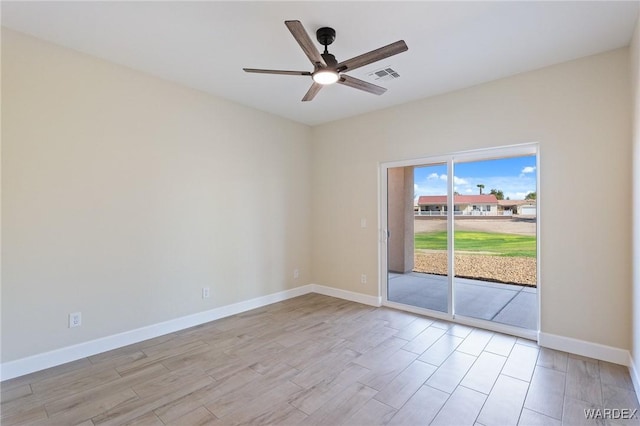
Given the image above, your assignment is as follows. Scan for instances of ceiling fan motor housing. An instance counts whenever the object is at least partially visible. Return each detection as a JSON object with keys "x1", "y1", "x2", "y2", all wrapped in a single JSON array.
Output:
[{"x1": 316, "y1": 27, "x2": 336, "y2": 47}]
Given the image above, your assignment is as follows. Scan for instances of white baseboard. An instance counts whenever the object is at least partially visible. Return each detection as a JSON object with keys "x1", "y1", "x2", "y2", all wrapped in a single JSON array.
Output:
[
  {"x1": 629, "y1": 354, "x2": 640, "y2": 399},
  {"x1": 538, "y1": 332, "x2": 630, "y2": 366},
  {"x1": 311, "y1": 284, "x2": 382, "y2": 307},
  {"x1": 1, "y1": 284, "x2": 315, "y2": 381},
  {"x1": 540, "y1": 333, "x2": 640, "y2": 406}
]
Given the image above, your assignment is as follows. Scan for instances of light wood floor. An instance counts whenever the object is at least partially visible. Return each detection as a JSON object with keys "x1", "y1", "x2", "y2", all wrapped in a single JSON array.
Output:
[{"x1": 2, "y1": 294, "x2": 639, "y2": 425}]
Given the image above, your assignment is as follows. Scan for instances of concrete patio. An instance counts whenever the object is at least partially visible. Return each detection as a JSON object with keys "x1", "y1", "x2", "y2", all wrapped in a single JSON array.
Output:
[{"x1": 388, "y1": 272, "x2": 538, "y2": 330}]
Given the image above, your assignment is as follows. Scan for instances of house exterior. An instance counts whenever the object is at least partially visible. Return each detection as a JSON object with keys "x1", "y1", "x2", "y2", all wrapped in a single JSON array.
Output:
[
  {"x1": 497, "y1": 199, "x2": 537, "y2": 216},
  {"x1": 417, "y1": 194, "x2": 499, "y2": 215}
]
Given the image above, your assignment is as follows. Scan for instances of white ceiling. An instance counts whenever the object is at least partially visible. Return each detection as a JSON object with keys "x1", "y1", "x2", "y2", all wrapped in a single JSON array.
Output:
[{"x1": 2, "y1": 1, "x2": 639, "y2": 126}]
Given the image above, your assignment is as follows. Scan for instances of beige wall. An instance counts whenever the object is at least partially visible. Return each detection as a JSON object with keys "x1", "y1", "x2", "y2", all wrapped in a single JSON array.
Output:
[
  {"x1": 631, "y1": 15, "x2": 640, "y2": 373},
  {"x1": 312, "y1": 49, "x2": 632, "y2": 350},
  {"x1": 1, "y1": 29, "x2": 312, "y2": 362}
]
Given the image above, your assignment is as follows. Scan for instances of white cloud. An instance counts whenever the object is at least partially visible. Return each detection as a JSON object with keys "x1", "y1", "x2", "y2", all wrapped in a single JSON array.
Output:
[
  {"x1": 434, "y1": 174, "x2": 467, "y2": 184},
  {"x1": 453, "y1": 176, "x2": 468, "y2": 185},
  {"x1": 518, "y1": 166, "x2": 536, "y2": 178}
]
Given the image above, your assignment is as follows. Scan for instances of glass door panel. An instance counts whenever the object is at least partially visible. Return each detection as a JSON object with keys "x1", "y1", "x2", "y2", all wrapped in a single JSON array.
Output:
[
  {"x1": 387, "y1": 163, "x2": 449, "y2": 313},
  {"x1": 452, "y1": 156, "x2": 538, "y2": 330}
]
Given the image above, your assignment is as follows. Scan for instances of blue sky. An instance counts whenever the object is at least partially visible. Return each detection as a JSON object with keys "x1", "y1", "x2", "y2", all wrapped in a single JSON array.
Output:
[{"x1": 413, "y1": 155, "x2": 537, "y2": 200}]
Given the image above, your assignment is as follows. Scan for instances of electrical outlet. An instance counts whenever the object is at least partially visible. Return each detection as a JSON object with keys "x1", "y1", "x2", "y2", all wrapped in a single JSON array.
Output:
[
  {"x1": 69, "y1": 312, "x2": 81, "y2": 328},
  {"x1": 360, "y1": 218, "x2": 367, "y2": 228},
  {"x1": 294, "y1": 269, "x2": 300, "y2": 279},
  {"x1": 202, "y1": 287, "x2": 210, "y2": 299},
  {"x1": 361, "y1": 274, "x2": 367, "y2": 284}
]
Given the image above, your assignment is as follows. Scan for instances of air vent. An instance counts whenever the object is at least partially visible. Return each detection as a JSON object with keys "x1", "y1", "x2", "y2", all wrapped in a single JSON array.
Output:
[{"x1": 366, "y1": 66, "x2": 400, "y2": 82}]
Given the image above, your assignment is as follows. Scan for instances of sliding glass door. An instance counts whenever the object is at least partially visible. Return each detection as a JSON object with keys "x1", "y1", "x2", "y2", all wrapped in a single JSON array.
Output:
[{"x1": 382, "y1": 144, "x2": 539, "y2": 336}]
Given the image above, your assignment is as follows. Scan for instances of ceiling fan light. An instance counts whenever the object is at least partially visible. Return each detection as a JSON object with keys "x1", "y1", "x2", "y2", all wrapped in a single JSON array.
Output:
[{"x1": 312, "y1": 69, "x2": 339, "y2": 85}]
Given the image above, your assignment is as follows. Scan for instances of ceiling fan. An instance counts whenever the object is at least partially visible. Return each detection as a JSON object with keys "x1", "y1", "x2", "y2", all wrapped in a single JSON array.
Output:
[{"x1": 243, "y1": 20, "x2": 408, "y2": 102}]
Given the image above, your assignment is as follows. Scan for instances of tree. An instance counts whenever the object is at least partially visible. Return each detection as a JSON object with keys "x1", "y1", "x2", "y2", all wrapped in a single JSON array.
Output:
[
  {"x1": 525, "y1": 191, "x2": 537, "y2": 200},
  {"x1": 477, "y1": 184, "x2": 485, "y2": 195},
  {"x1": 489, "y1": 188, "x2": 504, "y2": 200}
]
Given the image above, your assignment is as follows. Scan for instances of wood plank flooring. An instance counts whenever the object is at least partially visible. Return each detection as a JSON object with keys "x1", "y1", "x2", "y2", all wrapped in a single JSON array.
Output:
[{"x1": 2, "y1": 294, "x2": 639, "y2": 425}]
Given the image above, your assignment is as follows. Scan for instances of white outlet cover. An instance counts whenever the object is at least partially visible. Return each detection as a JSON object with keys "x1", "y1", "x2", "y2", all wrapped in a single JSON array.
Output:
[{"x1": 69, "y1": 312, "x2": 81, "y2": 328}]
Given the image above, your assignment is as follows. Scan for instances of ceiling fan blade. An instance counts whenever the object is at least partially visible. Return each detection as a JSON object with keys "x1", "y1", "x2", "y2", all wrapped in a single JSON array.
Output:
[
  {"x1": 338, "y1": 75, "x2": 387, "y2": 95},
  {"x1": 302, "y1": 82, "x2": 323, "y2": 102},
  {"x1": 336, "y1": 40, "x2": 408, "y2": 73},
  {"x1": 285, "y1": 20, "x2": 327, "y2": 67},
  {"x1": 243, "y1": 68, "x2": 311, "y2": 76}
]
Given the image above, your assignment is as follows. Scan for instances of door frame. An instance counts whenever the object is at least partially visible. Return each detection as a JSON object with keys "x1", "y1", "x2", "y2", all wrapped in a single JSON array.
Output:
[{"x1": 379, "y1": 143, "x2": 540, "y2": 340}]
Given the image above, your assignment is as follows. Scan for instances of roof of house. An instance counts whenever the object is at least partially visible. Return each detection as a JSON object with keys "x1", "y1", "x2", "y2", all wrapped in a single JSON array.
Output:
[{"x1": 417, "y1": 194, "x2": 498, "y2": 205}]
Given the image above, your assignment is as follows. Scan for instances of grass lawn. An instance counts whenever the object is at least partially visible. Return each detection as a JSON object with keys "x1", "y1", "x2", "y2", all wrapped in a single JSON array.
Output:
[{"x1": 414, "y1": 231, "x2": 536, "y2": 257}]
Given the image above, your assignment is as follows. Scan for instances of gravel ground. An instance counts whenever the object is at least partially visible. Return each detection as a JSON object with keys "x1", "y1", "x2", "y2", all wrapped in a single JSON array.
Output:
[{"x1": 414, "y1": 250, "x2": 537, "y2": 287}]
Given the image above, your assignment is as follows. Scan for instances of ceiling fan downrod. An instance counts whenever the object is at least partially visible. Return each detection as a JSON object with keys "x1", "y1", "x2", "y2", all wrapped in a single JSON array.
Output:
[{"x1": 316, "y1": 27, "x2": 338, "y2": 68}]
